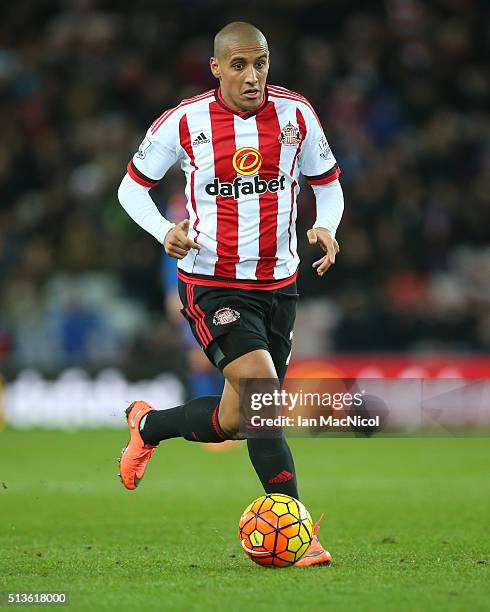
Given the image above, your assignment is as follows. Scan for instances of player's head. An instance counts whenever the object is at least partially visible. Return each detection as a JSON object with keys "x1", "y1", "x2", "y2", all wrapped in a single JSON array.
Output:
[{"x1": 210, "y1": 22, "x2": 269, "y2": 112}]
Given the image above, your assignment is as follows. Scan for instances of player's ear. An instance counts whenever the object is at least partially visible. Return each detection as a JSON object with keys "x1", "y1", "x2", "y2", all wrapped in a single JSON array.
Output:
[{"x1": 210, "y1": 57, "x2": 221, "y2": 79}]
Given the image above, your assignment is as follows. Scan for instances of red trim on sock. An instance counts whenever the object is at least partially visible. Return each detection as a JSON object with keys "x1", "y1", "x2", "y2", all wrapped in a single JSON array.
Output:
[{"x1": 212, "y1": 404, "x2": 228, "y2": 440}]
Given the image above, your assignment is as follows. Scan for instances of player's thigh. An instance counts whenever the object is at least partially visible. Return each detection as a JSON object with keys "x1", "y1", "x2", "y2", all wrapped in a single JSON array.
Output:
[
  {"x1": 268, "y1": 288, "x2": 298, "y2": 384},
  {"x1": 178, "y1": 280, "x2": 268, "y2": 371}
]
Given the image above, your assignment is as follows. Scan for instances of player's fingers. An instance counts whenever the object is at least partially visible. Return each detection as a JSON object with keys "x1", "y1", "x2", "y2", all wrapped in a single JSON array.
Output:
[
  {"x1": 317, "y1": 259, "x2": 333, "y2": 276},
  {"x1": 312, "y1": 256, "x2": 327, "y2": 268},
  {"x1": 171, "y1": 232, "x2": 199, "y2": 250},
  {"x1": 167, "y1": 245, "x2": 188, "y2": 258},
  {"x1": 184, "y1": 237, "x2": 201, "y2": 250},
  {"x1": 172, "y1": 231, "x2": 192, "y2": 248},
  {"x1": 326, "y1": 241, "x2": 336, "y2": 264},
  {"x1": 164, "y1": 248, "x2": 181, "y2": 259},
  {"x1": 317, "y1": 234, "x2": 337, "y2": 263},
  {"x1": 312, "y1": 254, "x2": 333, "y2": 275},
  {"x1": 307, "y1": 229, "x2": 317, "y2": 245}
]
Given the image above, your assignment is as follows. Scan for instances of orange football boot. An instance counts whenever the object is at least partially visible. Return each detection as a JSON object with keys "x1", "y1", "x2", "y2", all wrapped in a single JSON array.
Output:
[
  {"x1": 295, "y1": 514, "x2": 332, "y2": 567},
  {"x1": 118, "y1": 401, "x2": 157, "y2": 490}
]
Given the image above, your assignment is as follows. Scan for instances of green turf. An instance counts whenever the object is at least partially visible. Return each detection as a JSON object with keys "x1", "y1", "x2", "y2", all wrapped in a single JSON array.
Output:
[{"x1": 0, "y1": 431, "x2": 489, "y2": 611}]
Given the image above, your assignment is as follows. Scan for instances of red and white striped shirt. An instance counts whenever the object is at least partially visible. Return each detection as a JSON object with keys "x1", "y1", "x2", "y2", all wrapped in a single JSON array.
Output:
[{"x1": 127, "y1": 85, "x2": 340, "y2": 289}]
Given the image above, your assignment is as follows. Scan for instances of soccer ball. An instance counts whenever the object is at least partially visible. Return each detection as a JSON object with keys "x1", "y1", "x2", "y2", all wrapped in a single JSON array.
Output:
[{"x1": 238, "y1": 494, "x2": 313, "y2": 567}]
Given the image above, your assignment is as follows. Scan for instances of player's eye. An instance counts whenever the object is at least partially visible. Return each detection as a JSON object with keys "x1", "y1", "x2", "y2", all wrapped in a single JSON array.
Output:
[
  {"x1": 256, "y1": 62, "x2": 265, "y2": 69},
  {"x1": 233, "y1": 63, "x2": 243, "y2": 70}
]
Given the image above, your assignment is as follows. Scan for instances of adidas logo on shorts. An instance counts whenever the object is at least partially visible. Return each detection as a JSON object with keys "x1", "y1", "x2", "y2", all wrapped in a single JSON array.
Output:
[{"x1": 193, "y1": 132, "x2": 210, "y2": 145}]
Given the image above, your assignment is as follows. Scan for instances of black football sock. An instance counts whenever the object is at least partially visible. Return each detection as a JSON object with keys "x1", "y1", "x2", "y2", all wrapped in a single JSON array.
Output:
[
  {"x1": 247, "y1": 437, "x2": 299, "y2": 499},
  {"x1": 140, "y1": 395, "x2": 228, "y2": 445}
]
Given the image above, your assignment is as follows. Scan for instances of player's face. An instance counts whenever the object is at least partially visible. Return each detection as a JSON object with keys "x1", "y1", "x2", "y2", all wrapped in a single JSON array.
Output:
[{"x1": 210, "y1": 44, "x2": 269, "y2": 112}]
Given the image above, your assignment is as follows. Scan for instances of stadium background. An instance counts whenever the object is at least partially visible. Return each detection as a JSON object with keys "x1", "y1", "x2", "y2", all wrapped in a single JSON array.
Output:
[
  {"x1": 1, "y1": 2, "x2": 489, "y2": 610},
  {"x1": 1, "y1": 0, "x2": 489, "y2": 383}
]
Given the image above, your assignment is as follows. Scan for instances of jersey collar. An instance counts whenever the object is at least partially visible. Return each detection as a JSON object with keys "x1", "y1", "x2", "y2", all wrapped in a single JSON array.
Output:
[{"x1": 215, "y1": 86, "x2": 269, "y2": 119}]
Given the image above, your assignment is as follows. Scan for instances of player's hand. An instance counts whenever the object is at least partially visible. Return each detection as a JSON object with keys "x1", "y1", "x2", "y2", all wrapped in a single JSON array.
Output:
[
  {"x1": 164, "y1": 219, "x2": 201, "y2": 259},
  {"x1": 307, "y1": 227, "x2": 339, "y2": 277}
]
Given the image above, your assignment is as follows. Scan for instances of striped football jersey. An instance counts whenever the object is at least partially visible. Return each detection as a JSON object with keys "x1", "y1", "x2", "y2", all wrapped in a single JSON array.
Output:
[{"x1": 127, "y1": 85, "x2": 340, "y2": 289}]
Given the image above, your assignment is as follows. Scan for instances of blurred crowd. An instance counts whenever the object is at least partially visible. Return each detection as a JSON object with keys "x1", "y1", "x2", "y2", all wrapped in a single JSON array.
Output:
[{"x1": 0, "y1": 0, "x2": 489, "y2": 372}]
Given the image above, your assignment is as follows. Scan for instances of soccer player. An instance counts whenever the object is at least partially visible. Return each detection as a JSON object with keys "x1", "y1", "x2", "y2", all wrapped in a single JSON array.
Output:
[{"x1": 117, "y1": 22, "x2": 343, "y2": 567}]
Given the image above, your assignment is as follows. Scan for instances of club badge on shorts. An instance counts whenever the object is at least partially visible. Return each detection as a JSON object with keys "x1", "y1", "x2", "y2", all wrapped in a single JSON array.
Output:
[{"x1": 213, "y1": 307, "x2": 240, "y2": 326}]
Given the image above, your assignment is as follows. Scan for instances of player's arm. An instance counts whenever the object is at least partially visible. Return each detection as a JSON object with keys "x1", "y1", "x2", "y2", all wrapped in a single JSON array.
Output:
[
  {"x1": 307, "y1": 179, "x2": 344, "y2": 276},
  {"x1": 118, "y1": 174, "x2": 175, "y2": 244},
  {"x1": 299, "y1": 104, "x2": 344, "y2": 276},
  {"x1": 118, "y1": 178, "x2": 199, "y2": 258},
  {"x1": 117, "y1": 114, "x2": 199, "y2": 258}
]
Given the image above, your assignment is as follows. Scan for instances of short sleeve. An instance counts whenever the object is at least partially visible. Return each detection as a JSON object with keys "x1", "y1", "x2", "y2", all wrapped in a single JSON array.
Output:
[
  {"x1": 299, "y1": 105, "x2": 341, "y2": 186},
  {"x1": 127, "y1": 109, "x2": 182, "y2": 188}
]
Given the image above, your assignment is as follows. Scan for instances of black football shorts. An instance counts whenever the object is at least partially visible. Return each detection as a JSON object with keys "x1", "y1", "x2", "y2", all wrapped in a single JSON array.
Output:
[{"x1": 178, "y1": 279, "x2": 298, "y2": 381}]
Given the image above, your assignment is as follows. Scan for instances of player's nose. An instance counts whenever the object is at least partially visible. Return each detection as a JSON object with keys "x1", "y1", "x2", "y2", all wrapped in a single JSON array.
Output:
[{"x1": 244, "y1": 66, "x2": 258, "y2": 85}]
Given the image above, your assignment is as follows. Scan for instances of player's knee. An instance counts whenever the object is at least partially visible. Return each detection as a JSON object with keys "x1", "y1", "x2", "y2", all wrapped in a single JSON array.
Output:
[{"x1": 224, "y1": 351, "x2": 279, "y2": 388}]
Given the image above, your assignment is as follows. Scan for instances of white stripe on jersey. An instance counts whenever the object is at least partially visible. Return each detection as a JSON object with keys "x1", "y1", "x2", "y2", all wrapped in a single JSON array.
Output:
[
  {"x1": 273, "y1": 100, "x2": 302, "y2": 279},
  {"x1": 180, "y1": 101, "x2": 218, "y2": 275}
]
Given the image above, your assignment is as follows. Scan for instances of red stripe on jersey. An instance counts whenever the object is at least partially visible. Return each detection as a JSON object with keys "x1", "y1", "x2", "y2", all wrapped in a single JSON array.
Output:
[
  {"x1": 268, "y1": 85, "x2": 311, "y2": 103},
  {"x1": 268, "y1": 84, "x2": 312, "y2": 102},
  {"x1": 151, "y1": 90, "x2": 213, "y2": 132},
  {"x1": 209, "y1": 101, "x2": 239, "y2": 278},
  {"x1": 287, "y1": 108, "x2": 307, "y2": 257},
  {"x1": 267, "y1": 84, "x2": 313, "y2": 105},
  {"x1": 126, "y1": 161, "x2": 160, "y2": 188},
  {"x1": 267, "y1": 86, "x2": 322, "y2": 127},
  {"x1": 255, "y1": 103, "x2": 281, "y2": 280},
  {"x1": 178, "y1": 269, "x2": 298, "y2": 291},
  {"x1": 268, "y1": 91, "x2": 321, "y2": 126},
  {"x1": 150, "y1": 107, "x2": 174, "y2": 133},
  {"x1": 179, "y1": 114, "x2": 200, "y2": 241},
  {"x1": 183, "y1": 89, "x2": 214, "y2": 103},
  {"x1": 255, "y1": 102, "x2": 282, "y2": 280},
  {"x1": 151, "y1": 91, "x2": 214, "y2": 134}
]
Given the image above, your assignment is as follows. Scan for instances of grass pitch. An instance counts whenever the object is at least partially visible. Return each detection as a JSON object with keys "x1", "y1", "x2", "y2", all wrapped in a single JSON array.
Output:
[{"x1": 0, "y1": 430, "x2": 489, "y2": 611}]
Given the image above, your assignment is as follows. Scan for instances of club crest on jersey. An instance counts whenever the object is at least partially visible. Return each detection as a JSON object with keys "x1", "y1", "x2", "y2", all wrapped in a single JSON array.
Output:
[
  {"x1": 213, "y1": 307, "x2": 240, "y2": 326},
  {"x1": 278, "y1": 122, "x2": 303, "y2": 146}
]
